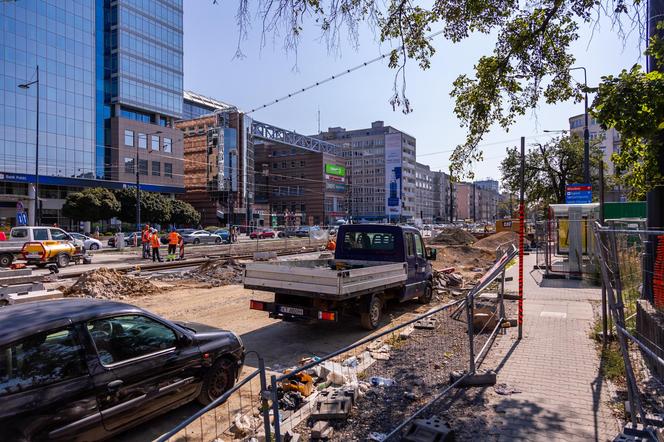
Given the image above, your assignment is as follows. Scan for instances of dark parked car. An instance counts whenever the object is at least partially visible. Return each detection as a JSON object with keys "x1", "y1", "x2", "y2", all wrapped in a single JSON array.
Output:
[
  {"x1": 0, "y1": 299, "x2": 245, "y2": 441},
  {"x1": 277, "y1": 228, "x2": 298, "y2": 238},
  {"x1": 295, "y1": 226, "x2": 311, "y2": 237}
]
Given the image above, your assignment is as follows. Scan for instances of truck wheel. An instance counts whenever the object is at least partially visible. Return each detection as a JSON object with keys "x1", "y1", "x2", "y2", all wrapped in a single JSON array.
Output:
[
  {"x1": 418, "y1": 282, "x2": 433, "y2": 304},
  {"x1": 56, "y1": 253, "x2": 70, "y2": 268},
  {"x1": 361, "y1": 295, "x2": 382, "y2": 330},
  {"x1": 0, "y1": 254, "x2": 13, "y2": 268}
]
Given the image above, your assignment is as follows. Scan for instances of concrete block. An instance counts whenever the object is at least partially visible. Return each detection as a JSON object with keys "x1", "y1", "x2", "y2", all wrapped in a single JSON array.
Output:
[
  {"x1": 0, "y1": 269, "x2": 32, "y2": 278},
  {"x1": 401, "y1": 417, "x2": 454, "y2": 442},
  {"x1": 253, "y1": 251, "x2": 278, "y2": 261},
  {"x1": 311, "y1": 390, "x2": 352, "y2": 420},
  {"x1": 414, "y1": 317, "x2": 437, "y2": 330},
  {"x1": 311, "y1": 421, "x2": 330, "y2": 439}
]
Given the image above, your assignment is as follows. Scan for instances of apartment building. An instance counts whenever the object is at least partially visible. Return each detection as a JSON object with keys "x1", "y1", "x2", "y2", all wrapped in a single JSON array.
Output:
[
  {"x1": 317, "y1": 121, "x2": 416, "y2": 222},
  {"x1": 433, "y1": 170, "x2": 451, "y2": 223},
  {"x1": 415, "y1": 162, "x2": 435, "y2": 223}
]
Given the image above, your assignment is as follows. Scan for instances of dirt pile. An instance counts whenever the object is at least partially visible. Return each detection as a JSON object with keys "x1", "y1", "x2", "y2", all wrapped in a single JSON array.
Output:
[
  {"x1": 429, "y1": 228, "x2": 476, "y2": 246},
  {"x1": 64, "y1": 268, "x2": 158, "y2": 300},
  {"x1": 186, "y1": 259, "x2": 243, "y2": 287},
  {"x1": 473, "y1": 231, "x2": 518, "y2": 251}
]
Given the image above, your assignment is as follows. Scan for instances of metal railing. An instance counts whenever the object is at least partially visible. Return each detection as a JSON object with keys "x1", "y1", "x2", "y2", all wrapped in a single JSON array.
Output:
[{"x1": 593, "y1": 223, "x2": 664, "y2": 437}]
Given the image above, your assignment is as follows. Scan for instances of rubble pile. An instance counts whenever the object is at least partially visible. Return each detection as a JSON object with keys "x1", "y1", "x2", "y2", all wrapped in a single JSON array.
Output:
[
  {"x1": 473, "y1": 231, "x2": 518, "y2": 250},
  {"x1": 433, "y1": 268, "x2": 463, "y2": 288},
  {"x1": 186, "y1": 259, "x2": 243, "y2": 287},
  {"x1": 429, "y1": 228, "x2": 476, "y2": 246},
  {"x1": 64, "y1": 268, "x2": 158, "y2": 300}
]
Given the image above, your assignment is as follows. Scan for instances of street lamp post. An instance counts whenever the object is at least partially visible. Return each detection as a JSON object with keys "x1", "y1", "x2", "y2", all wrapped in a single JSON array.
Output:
[
  {"x1": 569, "y1": 66, "x2": 590, "y2": 184},
  {"x1": 18, "y1": 66, "x2": 40, "y2": 226}
]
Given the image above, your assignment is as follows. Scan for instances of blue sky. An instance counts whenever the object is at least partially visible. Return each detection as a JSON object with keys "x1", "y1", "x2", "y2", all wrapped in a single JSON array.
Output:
[{"x1": 183, "y1": 4, "x2": 644, "y2": 184}]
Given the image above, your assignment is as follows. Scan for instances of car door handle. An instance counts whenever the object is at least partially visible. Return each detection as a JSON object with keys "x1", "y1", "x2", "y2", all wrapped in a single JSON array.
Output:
[{"x1": 107, "y1": 379, "x2": 124, "y2": 391}]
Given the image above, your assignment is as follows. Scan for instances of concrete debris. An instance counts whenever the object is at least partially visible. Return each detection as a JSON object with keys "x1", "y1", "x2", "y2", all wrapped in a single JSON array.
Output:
[
  {"x1": 311, "y1": 420, "x2": 330, "y2": 439},
  {"x1": 64, "y1": 268, "x2": 158, "y2": 300},
  {"x1": 402, "y1": 417, "x2": 454, "y2": 442},
  {"x1": 342, "y1": 356, "x2": 358, "y2": 368},
  {"x1": 370, "y1": 376, "x2": 395, "y2": 387},
  {"x1": 284, "y1": 431, "x2": 301, "y2": 442},
  {"x1": 369, "y1": 344, "x2": 391, "y2": 361},
  {"x1": 399, "y1": 325, "x2": 415, "y2": 339},
  {"x1": 433, "y1": 269, "x2": 463, "y2": 288},
  {"x1": 472, "y1": 307, "x2": 498, "y2": 333},
  {"x1": 312, "y1": 389, "x2": 353, "y2": 420},
  {"x1": 429, "y1": 228, "x2": 476, "y2": 246},
  {"x1": 230, "y1": 413, "x2": 260, "y2": 436},
  {"x1": 185, "y1": 259, "x2": 243, "y2": 287},
  {"x1": 494, "y1": 383, "x2": 521, "y2": 395},
  {"x1": 414, "y1": 317, "x2": 437, "y2": 330}
]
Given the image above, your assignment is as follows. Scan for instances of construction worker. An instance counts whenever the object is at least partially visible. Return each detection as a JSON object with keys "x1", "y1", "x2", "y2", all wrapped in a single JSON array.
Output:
[
  {"x1": 150, "y1": 228, "x2": 162, "y2": 262},
  {"x1": 167, "y1": 228, "x2": 181, "y2": 261},
  {"x1": 141, "y1": 224, "x2": 151, "y2": 259},
  {"x1": 326, "y1": 237, "x2": 336, "y2": 251}
]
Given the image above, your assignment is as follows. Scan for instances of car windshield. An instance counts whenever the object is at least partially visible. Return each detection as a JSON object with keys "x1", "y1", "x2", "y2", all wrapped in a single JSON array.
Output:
[
  {"x1": 178, "y1": 229, "x2": 195, "y2": 235},
  {"x1": 342, "y1": 231, "x2": 396, "y2": 252}
]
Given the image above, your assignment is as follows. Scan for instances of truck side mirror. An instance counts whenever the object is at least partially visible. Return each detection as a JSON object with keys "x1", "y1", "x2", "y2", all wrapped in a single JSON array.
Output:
[{"x1": 426, "y1": 247, "x2": 437, "y2": 261}]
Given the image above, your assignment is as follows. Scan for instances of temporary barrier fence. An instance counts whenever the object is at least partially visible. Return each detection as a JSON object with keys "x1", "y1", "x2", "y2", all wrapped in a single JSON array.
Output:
[
  {"x1": 160, "y1": 244, "x2": 518, "y2": 442},
  {"x1": 593, "y1": 223, "x2": 664, "y2": 438},
  {"x1": 156, "y1": 354, "x2": 270, "y2": 442}
]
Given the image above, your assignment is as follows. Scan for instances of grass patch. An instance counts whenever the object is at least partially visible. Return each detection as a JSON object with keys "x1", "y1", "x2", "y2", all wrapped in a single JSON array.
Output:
[{"x1": 600, "y1": 341, "x2": 626, "y2": 382}]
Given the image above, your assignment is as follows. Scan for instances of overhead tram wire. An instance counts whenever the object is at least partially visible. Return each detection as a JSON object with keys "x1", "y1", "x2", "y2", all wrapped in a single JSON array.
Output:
[{"x1": 245, "y1": 30, "x2": 446, "y2": 115}]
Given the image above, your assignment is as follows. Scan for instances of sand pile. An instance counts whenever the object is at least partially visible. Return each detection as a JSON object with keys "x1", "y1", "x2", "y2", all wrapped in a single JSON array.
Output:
[
  {"x1": 186, "y1": 259, "x2": 243, "y2": 287},
  {"x1": 64, "y1": 268, "x2": 158, "y2": 300},
  {"x1": 429, "y1": 228, "x2": 477, "y2": 246},
  {"x1": 473, "y1": 231, "x2": 518, "y2": 251}
]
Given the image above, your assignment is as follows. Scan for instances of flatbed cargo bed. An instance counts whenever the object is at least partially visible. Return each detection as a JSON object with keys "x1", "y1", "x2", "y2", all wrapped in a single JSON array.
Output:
[{"x1": 243, "y1": 258, "x2": 408, "y2": 300}]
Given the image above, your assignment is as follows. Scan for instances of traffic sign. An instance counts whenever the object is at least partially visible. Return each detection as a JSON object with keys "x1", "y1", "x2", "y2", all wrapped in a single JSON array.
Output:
[
  {"x1": 566, "y1": 184, "x2": 592, "y2": 204},
  {"x1": 16, "y1": 201, "x2": 24, "y2": 212},
  {"x1": 16, "y1": 212, "x2": 28, "y2": 226}
]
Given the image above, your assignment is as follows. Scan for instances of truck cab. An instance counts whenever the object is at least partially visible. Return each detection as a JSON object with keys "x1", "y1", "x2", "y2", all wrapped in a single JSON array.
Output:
[{"x1": 247, "y1": 224, "x2": 437, "y2": 329}]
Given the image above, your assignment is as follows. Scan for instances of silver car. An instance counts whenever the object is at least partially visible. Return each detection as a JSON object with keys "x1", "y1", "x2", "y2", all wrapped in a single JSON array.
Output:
[{"x1": 181, "y1": 230, "x2": 222, "y2": 245}]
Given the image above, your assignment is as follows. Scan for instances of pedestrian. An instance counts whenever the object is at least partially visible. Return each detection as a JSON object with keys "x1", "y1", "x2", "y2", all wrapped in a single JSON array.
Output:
[
  {"x1": 178, "y1": 235, "x2": 185, "y2": 260},
  {"x1": 141, "y1": 224, "x2": 151, "y2": 259},
  {"x1": 150, "y1": 228, "x2": 162, "y2": 262},
  {"x1": 167, "y1": 228, "x2": 181, "y2": 261}
]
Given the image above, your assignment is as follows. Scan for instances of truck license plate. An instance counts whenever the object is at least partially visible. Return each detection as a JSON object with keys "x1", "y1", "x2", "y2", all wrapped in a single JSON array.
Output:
[
  {"x1": 279, "y1": 306, "x2": 304, "y2": 316},
  {"x1": 26, "y1": 254, "x2": 42, "y2": 259}
]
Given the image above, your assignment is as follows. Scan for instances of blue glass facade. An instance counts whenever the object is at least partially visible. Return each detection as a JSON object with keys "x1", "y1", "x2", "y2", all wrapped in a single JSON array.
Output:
[
  {"x1": 114, "y1": 0, "x2": 183, "y2": 117},
  {"x1": 182, "y1": 99, "x2": 215, "y2": 120},
  {"x1": 1, "y1": 0, "x2": 96, "y2": 178}
]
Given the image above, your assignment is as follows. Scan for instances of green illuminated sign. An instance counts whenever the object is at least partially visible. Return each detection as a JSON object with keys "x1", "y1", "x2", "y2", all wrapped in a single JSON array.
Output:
[{"x1": 325, "y1": 164, "x2": 346, "y2": 176}]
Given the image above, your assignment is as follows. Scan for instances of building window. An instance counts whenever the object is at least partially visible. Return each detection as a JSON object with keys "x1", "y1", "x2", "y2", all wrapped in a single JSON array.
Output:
[
  {"x1": 164, "y1": 162, "x2": 173, "y2": 178},
  {"x1": 272, "y1": 163, "x2": 277, "y2": 169},
  {"x1": 152, "y1": 161, "x2": 160, "y2": 176},
  {"x1": 124, "y1": 130, "x2": 134, "y2": 146},
  {"x1": 300, "y1": 160, "x2": 305, "y2": 167},
  {"x1": 151, "y1": 135, "x2": 160, "y2": 151},
  {"x1": 291, "y1": 161, "x2": 295, "y2": 168},
  {"x1": 124, "y1": 157, "x2": 135, "y2": 174},
  {"x1": 163, "y1": 137, "x2": 172, "y2": 153},
  {"x1": 138, "y1": 133, "x2": 147, "y2": 149},
  {"x1": 138, "y1": 159, "x2": 148, "y2": 176}
]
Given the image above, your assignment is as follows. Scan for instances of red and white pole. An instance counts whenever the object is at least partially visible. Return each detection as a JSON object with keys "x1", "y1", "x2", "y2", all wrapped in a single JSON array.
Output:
[{"x1": 518, "y1": 136, "x2": 525, "y2": 340}]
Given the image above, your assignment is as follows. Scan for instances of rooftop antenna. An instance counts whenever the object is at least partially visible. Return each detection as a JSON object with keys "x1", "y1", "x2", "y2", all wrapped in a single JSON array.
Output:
[{"x1": 317, "y1": 107, "x2": 321, "y2": 134}]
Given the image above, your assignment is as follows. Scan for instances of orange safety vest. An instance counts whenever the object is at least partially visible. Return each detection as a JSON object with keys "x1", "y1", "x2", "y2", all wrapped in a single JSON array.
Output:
[
  {"x1": 150, "y1": 233, "x2": 160, "y2": 248},
  {"x1": 142, "y1": 229, "x2": 150, "y2": 243},
  {"x1": 168, "y1": 231, "x2": 180, "y2": 245}
]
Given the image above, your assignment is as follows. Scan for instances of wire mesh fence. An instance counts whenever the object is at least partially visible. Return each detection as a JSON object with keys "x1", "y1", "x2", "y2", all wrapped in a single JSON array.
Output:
[{"x1": 594, "y1": 223, "x2": 664, "y2": 436}]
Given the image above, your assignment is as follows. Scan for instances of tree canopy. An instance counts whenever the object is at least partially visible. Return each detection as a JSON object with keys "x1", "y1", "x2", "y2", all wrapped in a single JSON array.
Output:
[
  {"x1": 169, "y1": 198, "x2": 201, "y2": 226},
  {"x1": 62, "y1": 187, "x2": 120, "y2": 222},
  {"x1": 225, "y1": 0, "x2": 644, "y2": 178},
  {"x1": 114, "y1": 188, "x2": 172, "y2": 225},
  {"x1": 500, "y1": 135, "x2": 603, "y2": 205},
  {"x1": 591, "y1": 22, "x2": 664, "y2": 200}
]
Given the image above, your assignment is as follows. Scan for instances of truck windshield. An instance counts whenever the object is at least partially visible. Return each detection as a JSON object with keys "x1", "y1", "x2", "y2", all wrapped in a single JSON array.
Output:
[{"x1": 342, "y1": 231, "x2": 395, "y2": 251}]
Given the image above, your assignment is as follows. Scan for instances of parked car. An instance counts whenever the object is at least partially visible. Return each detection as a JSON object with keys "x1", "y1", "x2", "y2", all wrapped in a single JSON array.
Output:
[
  {"x1": 277, "y1": 228, "x2": 298, "y2": 238},
  {"x1": 0, "y1": 298, "x2": 245, "y2": 441},
  {"x1": 294, "y1": 226, "x2": 311, "y2": 237},
  {"x1": 212, "y1": 229, "x2": 231, "y2": 243},
  {"x1": 181, "y1": 229, "x2": 223, "y2": 245},
  {"x1": 107, "y1": 231, "x2": 141, "y2": 248},
  {"x1": 249, "y1": 229, "x2": 276, "y2": 239},
  {"x1": 68, "y1": 232, "x2": 103, "y2": 250}
]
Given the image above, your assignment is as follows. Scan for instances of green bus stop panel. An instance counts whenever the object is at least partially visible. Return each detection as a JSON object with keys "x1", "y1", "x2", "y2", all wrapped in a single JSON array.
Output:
[{"x1": 603, "y1": 201, "x2": 647, "y2": 220}]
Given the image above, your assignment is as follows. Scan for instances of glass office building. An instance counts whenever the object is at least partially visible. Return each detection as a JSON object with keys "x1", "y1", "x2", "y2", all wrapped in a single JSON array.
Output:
[{"x1": 0, "y1": 0, "x2": 184, "y2": 226}]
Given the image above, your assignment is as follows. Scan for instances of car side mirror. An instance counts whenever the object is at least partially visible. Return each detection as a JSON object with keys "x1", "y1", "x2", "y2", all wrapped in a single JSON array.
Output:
[
  {"x1": 426, "y1": 247, "x2": 437, "y2": 261},
  {"x1": 178, "y1": 334, "x2": 193, "y2": 347}
]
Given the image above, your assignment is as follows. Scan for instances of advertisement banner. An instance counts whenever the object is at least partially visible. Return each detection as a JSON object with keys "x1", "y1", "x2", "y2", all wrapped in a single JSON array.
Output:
[
  {"x1": 326, "y1": 174, "x2": 345, "y2": 183},
  {"x1": 325, "y1": 163, "x2": 346, "y2": 177},
  {"x1": 325, "y1": 182, "x2": 346, "y2": 192},
  {"x1": 385, "y1": 133, "x2": 402, "y2": 216}
]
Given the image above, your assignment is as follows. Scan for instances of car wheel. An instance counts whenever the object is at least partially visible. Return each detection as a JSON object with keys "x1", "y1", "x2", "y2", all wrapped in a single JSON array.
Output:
[
  {"x1": 197, "y1": 357, "x2": 236, "y2": 405},
  {"x1": 360, "y1": 295, "x2": 383, "y2": 330},
  {"x1": 193, "y1": 238, "x2": 200, "y2": 245},
  {"x1": 56, "y1": 253, "x2": 70, "y2": 268},
  {"x1": 215, "y1": 237, "x2": 221, "y2": 244},
  {"x1": 418, "y1": 281, "x2": 433, "y2": 304},
  {"x1": 0, "y1": 254, "x2": 13, "y2": 268},
  {"x1": 89, "y1": 243, "x2": 100, "y2": 250}
]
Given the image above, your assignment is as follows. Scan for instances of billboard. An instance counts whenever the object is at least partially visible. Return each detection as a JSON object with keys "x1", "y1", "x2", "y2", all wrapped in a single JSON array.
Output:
[
  {"x1": 325, "y1": 163, "x2": 346, "y2": 177},
  {"x1": 385, "y1": 133, "x2": 402, "y2": 217}
]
